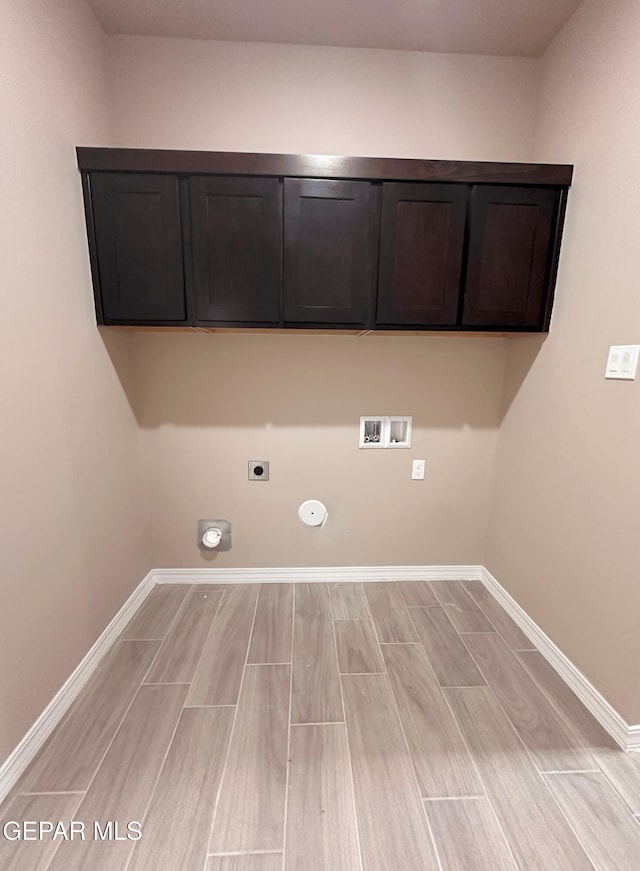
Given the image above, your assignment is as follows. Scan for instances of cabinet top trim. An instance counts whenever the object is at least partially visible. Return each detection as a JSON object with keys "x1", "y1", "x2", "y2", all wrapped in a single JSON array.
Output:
[{"x1": 76, "y1": 147, "x2": 573, "y2": 187}]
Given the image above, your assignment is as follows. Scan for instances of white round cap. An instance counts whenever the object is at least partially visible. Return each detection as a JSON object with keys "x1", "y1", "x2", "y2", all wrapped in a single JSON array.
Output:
[{"x1": 298, "y1": 499, "x2": 328, "y2": 527}]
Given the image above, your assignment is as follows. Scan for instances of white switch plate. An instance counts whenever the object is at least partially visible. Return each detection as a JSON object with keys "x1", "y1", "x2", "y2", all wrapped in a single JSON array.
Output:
[
  {"x1": 411, "y1": 459, "x2": 425, "y2": 480},
  {"x1": 605, "y1": 345, "x2": 640, "y2": 380}
]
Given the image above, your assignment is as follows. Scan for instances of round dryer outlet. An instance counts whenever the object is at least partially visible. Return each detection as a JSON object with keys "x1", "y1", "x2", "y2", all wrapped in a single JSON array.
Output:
[{"x1": 248, "y1": 460, "x2": 269, "y2": 481}]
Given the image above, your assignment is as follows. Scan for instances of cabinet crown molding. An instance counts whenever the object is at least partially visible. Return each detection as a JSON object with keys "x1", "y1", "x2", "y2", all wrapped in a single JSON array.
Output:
[{"x1": 76, "y1": 147, "x2": 573, "y2": 187}]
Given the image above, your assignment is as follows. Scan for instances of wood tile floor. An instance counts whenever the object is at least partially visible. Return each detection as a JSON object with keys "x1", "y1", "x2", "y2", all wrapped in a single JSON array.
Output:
[{"x1": 2, "y1": 580, "x2": 640, "y2": 870}]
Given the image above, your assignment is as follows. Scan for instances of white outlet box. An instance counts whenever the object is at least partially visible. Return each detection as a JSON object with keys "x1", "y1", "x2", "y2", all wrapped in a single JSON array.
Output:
[
  {"x1": 388, "y1": 416, "x2": 412, "y2": 449},
  {"x1": 411, "y1": 459, "x2": 425, "y2": 480},
  {"x1": 359, "y1": 416, "x2": 412, "y2": 449},
  {"x1": 359, "y1": 417, "x2": 385, "y2": 448}
]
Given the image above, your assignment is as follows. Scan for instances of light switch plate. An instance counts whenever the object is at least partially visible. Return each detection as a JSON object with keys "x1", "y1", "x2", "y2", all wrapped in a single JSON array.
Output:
[{"x1": 605, "y1": 345, "x2": 640, "y2": 380}]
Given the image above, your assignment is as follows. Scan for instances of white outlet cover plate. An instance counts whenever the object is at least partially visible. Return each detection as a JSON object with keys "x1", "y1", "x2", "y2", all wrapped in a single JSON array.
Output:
[
  {"x1": 411, "y1": 459, "x2": 425, "y2": 480},
  {"x1": 605, "y1": 345, "x2": 640, "y2": 380}
]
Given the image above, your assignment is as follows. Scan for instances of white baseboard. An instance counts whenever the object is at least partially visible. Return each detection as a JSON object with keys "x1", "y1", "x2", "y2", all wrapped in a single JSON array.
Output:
[
  {"x1": 0, "y1": 571, "x2": 156, "y2": 805},
  {"x1": 150, "y1": 565, "x2": 485, "y2": 584},
  {"x1": 2, "y1": 562, "x2": 638, "y2": 807},
  {"x1": 480, "y1": 567, "x2": 640, "y2": 752}
]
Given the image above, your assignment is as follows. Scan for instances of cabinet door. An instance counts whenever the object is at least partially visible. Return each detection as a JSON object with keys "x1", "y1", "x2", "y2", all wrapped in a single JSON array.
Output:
[
  {"x1": 284, "y1": 178, "x2": 376, "y2": 326},
  {"x1": 377, "y1": 182, "x2": 467, "y2": 326},
  {"x1": 462, "y1": 186, "x2": 559, "y2": 329},
  {"x1": 190, "y1": 176, "x2": 282, "y2": 324},
  {"x1": 90, "y1": 173, "x2": 186, "y2": 324}
]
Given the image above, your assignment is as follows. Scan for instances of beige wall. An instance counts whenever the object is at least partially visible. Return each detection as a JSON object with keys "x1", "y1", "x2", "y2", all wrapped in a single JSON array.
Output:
[
  {"x1": 107, "y1": 37, "x2": 539, "y2": 160},
  {"x1": 135, "y1": 333, "x2": 506, "y2": 567},
  {"x1": 0, "y1": 1, "x2": 149, "y2": 764},
  {"x1": 486, "y1": 0, "x2": 640, "y2": 723},
  {"x1": 108, "y1": 38, "x2": 539, "y2": 568}
]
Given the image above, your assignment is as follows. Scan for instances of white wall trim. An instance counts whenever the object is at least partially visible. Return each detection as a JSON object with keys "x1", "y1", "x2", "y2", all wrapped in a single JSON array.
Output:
[
  {"x1": 0, "y1": 571, "x2": 156, "y2": 805},
  {"x1": 480, "y1": 567, "x2": 640, "y2": 752},
  {"x1": 150, "y1": 565, "x2": 485, "y2": 584}
]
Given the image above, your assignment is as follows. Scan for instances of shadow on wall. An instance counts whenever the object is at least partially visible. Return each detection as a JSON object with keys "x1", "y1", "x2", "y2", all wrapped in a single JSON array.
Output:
[
  {"x1": 500, "y1": 333, "x2": 547, "y2": 418},
  {"x1": 97, "y1": 327, "x2": 138, "y2": 409},
  {"x1": 98, "y1": 328, "x2": 547, "y2": 434},
  {"x1": 101, "y1": 330, "x2": 545, "y2": 430}
]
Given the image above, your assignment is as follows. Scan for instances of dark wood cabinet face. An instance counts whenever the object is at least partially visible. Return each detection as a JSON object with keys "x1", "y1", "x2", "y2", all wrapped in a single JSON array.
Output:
[
  {"x1": 377, "y1": 182, "x2": 467, "y2": 326},
  {"x1": 80, "y1": 151, "x2": 570, "y2": 334},
  {"x1": 190, "y1": 176, "x2": 282, "y2": 324},
  {"x1": 90, "y1": 173, "x2": 186, "y2": 323},
  {"x1": 283, "y1": 178, "x2": 376, "y2": 326},
  {"x1": 462, "y1": 186, "x2": 559, "y2": 329}
]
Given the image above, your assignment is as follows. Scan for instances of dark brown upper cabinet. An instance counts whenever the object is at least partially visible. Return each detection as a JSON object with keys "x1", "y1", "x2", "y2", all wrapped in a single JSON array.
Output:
[
  {"x1": 462, "y1": 185, "x2": 561, "y2": 330},
  {"x1": 377, "y1": 182, "x2": 467, "y2": 327},
  {"x1": 283, "y1": 178, "x2": 377, "y2": 327},
  {"x1": 88, "y1": 172, "x2": 186, "y2": 324},
  {"x1": 189, "y1": 175, "x2": 282, "y2": 325},
  {"x1": 78, "y1": 148, "x2": 571, "y2": 334}
]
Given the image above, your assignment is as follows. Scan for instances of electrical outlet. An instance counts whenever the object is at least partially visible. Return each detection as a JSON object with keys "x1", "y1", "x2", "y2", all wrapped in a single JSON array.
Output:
[
  {"x1": 248, "y1": 460, "x2": 269, "y2": 481},
  {"x1": 411, "y1": 459, "x2": 425, "y2": 480}
]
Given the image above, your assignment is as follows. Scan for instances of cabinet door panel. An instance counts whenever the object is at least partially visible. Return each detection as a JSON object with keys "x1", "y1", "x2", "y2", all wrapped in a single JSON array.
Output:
[
  {"x1": 284, "y1": 178, "x2": 375, "y2": 325},
  {"x1": 190, "y1": 176, "x2": 282, "y2": 324},
  {"x1": 462, "y1": 186, "x2": 559, "y2": 329},
  {"x1": 377, "y1": 183, "x2": 467, "y2": 326},
  {"x1": 90, "y1": 173, "x2": 186, "y2": 323}
]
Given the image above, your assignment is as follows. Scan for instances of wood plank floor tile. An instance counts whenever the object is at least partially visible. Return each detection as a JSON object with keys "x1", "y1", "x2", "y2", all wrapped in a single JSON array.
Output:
[
  {"x1": 517, "y1": 650, "x2": 640, "y2": 815},
  {"x1": 409, "y1": 606, "x2": 485, "y2": 688},
  {"x1": 545, "y1": 770, "x2": 640, "y2": 871},
  {"x1": 291, "y1": 584, "x2": 343, "y2": 724},
  {"x1": 584, "y1": 745, "x2": 640, "y2": 818},
  {"x1": 462, "y1": 581, "x2": 534, "y2": 650},
  {"x1": 193, "y1": 583, "x2": 227, "y2": 591},
  {"x1": 285, "y1": 723, "x2": 361, "y2": 871},
  {"x1": 335, "y1": 619, "x2": 385, "y2": 674},
  {"x1": 247, "y1": 583, "x2": 293, "y2": 664},
  {"x1": 445, "y1": 687, "x2": 595, "y2": 871},
  {"x1": 382, "y1": 643, "x2": 484, "y2": 798},
  {"x1": 9, "y1": 573, "x2": 638, "y2": 871},
  {"x1": 516, "y1": 651, "x2": 614, "y2": 747},
  {"x1": 208, "y1": 857, "x2": 283, "y2": 871},
  {"x1": 121, "y1": 584, "x2": 189, "y2": 639},
  {"x1": 0, "y1": 793, "x2": 83, "y2": 871},
  {"x1": 210, "y1": 664, "x2": 290, "y2": 854},
  {"x1": 342, "y1": 672, "x2": 440, "y2": 871},
  {"x1": 329, "y1": 582, "x2": 371, "y2": 619},
  {"x1": 127, "y1": 706, "x2": 234, "y2": 871},
  {"x1": 463, "y1": 633, "x2": 593, "y2": 772},
  {"x1": 395, "y1": 580, "x2": 439, "y2": 607},
  {"x1": 47, "y1": 684, "x2": 187, "y2": 871},
  {"x1": 146, "y1": 590, "x2": 222, "y2": 683},
  {"x1": 364, "y1": 582, "x2": 417, "y2": 642},
  {"x1": 430, "y1": 580, "x2": 495, "y2": 633},
  {"x1": 187, "y1": 584, "x2": 259, "y2": 706},
  {"x1": 17, "y1": 640, "x2": 159, "y2": 792},
  {"x1": 424, "y1": 798, "x2": 518, "y2": 871}
]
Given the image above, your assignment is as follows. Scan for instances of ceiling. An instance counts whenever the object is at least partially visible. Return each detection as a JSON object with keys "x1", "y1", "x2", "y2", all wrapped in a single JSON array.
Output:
[{"x1": 87, "y1": 0, "x2": 583, "y2": 58}]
